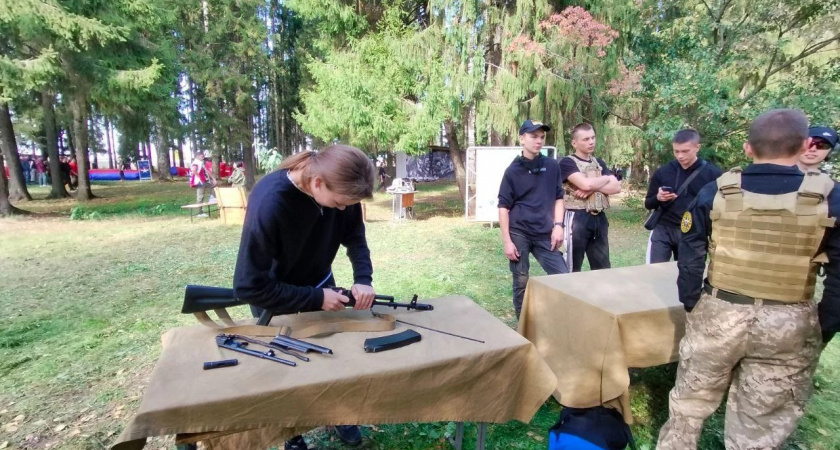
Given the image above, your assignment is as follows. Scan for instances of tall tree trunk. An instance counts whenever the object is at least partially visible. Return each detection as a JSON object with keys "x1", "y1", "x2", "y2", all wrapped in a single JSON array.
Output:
[
  {"x1": 155, "y1": 120, "x2": 171, "y2": 181},
  {"x1": 0, "y1": 102, "x2": 32, "y2": 201},
  {"x1": 70, "y1": 90, "x2": 94, "y2": 200},
  {"x1": 67, "y1": 126, "x2": 76, "y2": 155},
  {"x1": 466, "y1": 105, "x2": 476, "y2": 148},
  {"x1": 177, "y1": 137, "x2": 185, "y2": 168},
  {"x1": 243, "y1": 111, "x2": 256, "y2": 190},
  {"x1": 43, "y1": 92, "x2": 69, "y2": 199},
  {"x1": 444, "y1": 119, "x2": 467, "y2": 198},
  {"x1": 274, "y1": 74, "x2": 284, "y2": 155},
  {"x1": 147, "y1": 137, "x2": 154, "y2": 173},
  {"x1": 486, "y1": 11, "x2": 504, "y2": 146},
  {"x1": 190, "y1": 81, "x2": 200, "y2": 155},
  {"x1": 105, "y1": 118, "x2": 114, "y2": 169},
  {"x1": 630, "y1": 138, "x2": 647, "y2": 186},
  {"x1": 0, "y1": 151, "x2": 25, "y2": 216}
]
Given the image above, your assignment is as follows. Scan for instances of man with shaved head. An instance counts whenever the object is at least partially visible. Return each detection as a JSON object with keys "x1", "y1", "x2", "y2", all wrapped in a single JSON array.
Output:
[
  {"x1": 645, "y1": 129, "x2": 722, "y2": 263},
  {"x1": 657, "y1": 109, "x2": 840, "y2": 449}
]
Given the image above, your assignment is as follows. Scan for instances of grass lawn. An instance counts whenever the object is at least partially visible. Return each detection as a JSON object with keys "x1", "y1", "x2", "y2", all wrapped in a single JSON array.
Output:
[{"x1": 1, "y1": 179, "x2": 839, "y2": 449}]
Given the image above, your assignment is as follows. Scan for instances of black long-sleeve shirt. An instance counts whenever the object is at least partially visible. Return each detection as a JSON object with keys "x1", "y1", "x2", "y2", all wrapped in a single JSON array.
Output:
[
  {"x1": 498, "y1": 154, "x2": 564, "y2": 239},
  {"x1": 677, "y1": 164, "x2": 840, "y2": 337},
  {"x1": 644, "y1": 159, "x2": 723, "y2": 227},
  {"x1": 233, "y1": 169, "x2": 373, "y2": 314}
]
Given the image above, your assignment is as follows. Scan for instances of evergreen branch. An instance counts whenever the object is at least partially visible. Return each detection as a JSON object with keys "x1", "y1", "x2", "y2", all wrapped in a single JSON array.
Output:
[
  {"x1": 608, "y1": 111, "x2": 646, "y2": 132},
  {"x1": 740, "y1": 33, "x2": 840, "y2": 105}
]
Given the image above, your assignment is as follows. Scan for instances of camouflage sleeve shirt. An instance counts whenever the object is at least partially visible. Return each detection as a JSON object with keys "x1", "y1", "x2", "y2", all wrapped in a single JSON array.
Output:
[{"x1": 676, "y1": 164, "x2": 840, "y2": 338}]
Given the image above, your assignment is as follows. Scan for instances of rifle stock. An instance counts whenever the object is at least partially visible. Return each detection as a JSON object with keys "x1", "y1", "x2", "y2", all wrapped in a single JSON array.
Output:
[{"x1": 182, "y1": 285, "x2": 242, "y2": 314}]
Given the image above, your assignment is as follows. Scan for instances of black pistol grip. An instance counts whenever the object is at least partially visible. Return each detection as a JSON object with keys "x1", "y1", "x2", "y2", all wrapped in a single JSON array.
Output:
[{"x1": 333, "y1": 287, "x2": 357, "y2": 307}]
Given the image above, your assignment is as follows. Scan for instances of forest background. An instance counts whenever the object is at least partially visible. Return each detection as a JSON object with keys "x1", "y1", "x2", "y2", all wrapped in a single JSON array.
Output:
[{"x1": 1, "y1": 0, "x2": 839, "y2": 217}]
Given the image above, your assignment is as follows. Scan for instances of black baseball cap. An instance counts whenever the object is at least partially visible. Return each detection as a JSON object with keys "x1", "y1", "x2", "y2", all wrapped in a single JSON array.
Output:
[
  {"x1": 519, "y1": 119, "x2": 551, "y2": 135},
  {"x1": 809, "y1": 126, "x2": 839, "y2": 148}
]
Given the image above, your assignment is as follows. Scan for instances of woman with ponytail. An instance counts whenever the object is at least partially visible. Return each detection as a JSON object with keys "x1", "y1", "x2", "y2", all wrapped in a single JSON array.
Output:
[{"x1": 233, "y1": 144, "x2": 376, "y2": 449}]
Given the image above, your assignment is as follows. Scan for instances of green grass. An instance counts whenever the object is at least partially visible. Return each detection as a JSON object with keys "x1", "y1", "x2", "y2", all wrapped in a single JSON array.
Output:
[{"x1": 1, "y1": 180, "x2": 839, "y2": 449}]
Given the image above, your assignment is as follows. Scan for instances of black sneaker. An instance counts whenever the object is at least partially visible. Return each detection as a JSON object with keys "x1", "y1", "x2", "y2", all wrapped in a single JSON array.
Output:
[
  {"x1": 285, "y1": 435, "x2": 309, "y2": 450},
  {"x1": 333, "y1": 425, "x2": 362, "y2": 447}
]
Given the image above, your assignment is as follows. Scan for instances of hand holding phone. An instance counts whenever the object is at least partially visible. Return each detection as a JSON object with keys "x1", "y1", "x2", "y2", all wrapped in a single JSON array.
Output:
[{"x1": 658, "y1": 186, "x2": 678, "y2": 202}]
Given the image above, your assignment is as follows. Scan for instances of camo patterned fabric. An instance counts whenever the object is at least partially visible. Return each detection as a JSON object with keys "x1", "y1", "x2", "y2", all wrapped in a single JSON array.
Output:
[{"x1": 657, "y1": 293, "x2": 822, "y2": 450}]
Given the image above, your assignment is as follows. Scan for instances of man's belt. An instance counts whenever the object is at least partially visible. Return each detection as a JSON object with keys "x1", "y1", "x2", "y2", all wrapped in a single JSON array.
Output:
[
  {"x1": 702, "y1": 282, "x2": 796, "y2": 306},
  {"x1": 568, "y1": 208, "x2": 602, "y2": 216}
]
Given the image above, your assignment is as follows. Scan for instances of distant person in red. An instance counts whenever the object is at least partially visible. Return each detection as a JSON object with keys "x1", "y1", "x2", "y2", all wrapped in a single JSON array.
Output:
[
  {"x1": 35, "y1": 156, "x2": 47, "y2": 187},
  {"x1": 68, "y1": 156, "x2": 78, "y2": 190},
  {"x1": 220, "y1": 160, "x2": 232, "y2": 178},
  {"x1": 191, "y1": 151, "x2": 216, "y2": 205}
]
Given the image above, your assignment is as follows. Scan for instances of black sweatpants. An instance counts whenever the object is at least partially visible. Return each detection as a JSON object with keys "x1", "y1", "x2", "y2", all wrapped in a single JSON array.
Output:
[
  {"x1": 565, "y1": 210, "x2": 611, "y2": 272},
  {"x1": 647, "y1": 223, "x2": 682, "y2": 263}
]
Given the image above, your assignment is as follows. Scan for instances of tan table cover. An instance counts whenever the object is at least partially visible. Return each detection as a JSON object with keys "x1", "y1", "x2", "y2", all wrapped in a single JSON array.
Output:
[
  {"x1": 518, "y1": 262, "x2": 686, "y2": 421},
  {"x1": 111, "y1": 295, "x2": 557, "y2": 449}
]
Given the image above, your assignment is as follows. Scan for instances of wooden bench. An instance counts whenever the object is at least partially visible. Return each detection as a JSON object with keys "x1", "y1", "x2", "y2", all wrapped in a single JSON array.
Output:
[{"x1": 181, "y1": 200, "x2": 219, "y2": 222}]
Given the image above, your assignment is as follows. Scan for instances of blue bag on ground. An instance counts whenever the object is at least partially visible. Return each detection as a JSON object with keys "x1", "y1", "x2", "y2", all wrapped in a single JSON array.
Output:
[{"x1": 548, "y1": 406, "x2": 636, "y2": 450}]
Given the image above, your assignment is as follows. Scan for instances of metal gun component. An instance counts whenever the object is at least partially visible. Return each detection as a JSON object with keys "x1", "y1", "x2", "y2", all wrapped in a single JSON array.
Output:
[
  {"x1": 271, "y1": 335, "x2": 333, "y2": 355},
  {"x1": 215, "y1": 334, "x2": 297, "y2": 367},
  {"x1": 221, "y1": 334, "x2": 310, "y2": 362},
  {"x1": 334, "y1": 289, "x2": 434, "y2": 311},
  {"x1": 203, "y1": 359, "x2": 238, "y2": 370}
]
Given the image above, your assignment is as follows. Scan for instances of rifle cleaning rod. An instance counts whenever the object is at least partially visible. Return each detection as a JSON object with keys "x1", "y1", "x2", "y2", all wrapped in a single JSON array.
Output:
[{"x1": 394, "y1": 319, "x2": 485, "y2": 344}]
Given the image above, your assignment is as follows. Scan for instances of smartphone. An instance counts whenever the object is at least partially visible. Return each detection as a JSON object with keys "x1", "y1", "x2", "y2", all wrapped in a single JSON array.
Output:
[{"x1": 661, "y1": 186, "x2": 675, "y2": 193}]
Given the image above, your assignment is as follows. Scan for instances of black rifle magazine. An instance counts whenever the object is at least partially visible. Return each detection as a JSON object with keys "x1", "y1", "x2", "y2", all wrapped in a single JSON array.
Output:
[{"x1": 364, "y1": 329, "x2": 421, "y2": 353}]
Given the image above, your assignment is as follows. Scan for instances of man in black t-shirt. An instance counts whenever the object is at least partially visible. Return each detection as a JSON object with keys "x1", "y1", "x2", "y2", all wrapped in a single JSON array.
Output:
[
  {"x1": 559, "y1": 123, "x2": 621, "y2": 272},
  {"x1": 498, "y1": 119, "x2": 569, "y2": 318},
  {"x1": 644, "y1": 129, "x2": 722, "y2": 263}
]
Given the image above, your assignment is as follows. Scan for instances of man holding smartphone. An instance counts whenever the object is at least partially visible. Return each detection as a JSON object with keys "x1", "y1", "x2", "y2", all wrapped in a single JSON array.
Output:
[{"x1": 644, "y1": 129, "x2": 722, "y2": 263}]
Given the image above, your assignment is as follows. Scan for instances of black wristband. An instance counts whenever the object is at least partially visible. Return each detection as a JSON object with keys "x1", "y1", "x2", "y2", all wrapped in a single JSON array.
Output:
[{"x1": 554, "y1": 222, "x2": 565, "y2": 228}]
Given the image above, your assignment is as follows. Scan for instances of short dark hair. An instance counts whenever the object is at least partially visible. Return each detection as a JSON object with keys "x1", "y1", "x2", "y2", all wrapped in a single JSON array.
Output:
[
  {"x1": 673, "y1": 129, "x2": 700, "y2": 144},
  {"x1": 748, "y1": 109, "x2": 809, "y2": 158},
  {"x1": 570, "y1": 123, "x2": 594, "y2": 140}
]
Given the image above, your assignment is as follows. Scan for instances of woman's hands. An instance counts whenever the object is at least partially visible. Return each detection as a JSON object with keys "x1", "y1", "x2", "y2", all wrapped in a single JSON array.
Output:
[{"x1": 321, "y1": 284, "x2": 376, "y2": 311}]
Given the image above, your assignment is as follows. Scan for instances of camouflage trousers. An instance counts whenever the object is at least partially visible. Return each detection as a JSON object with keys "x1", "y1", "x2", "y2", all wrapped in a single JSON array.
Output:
[{"x1": 657, "y1": 293, "x2": 822, "y2": 450}]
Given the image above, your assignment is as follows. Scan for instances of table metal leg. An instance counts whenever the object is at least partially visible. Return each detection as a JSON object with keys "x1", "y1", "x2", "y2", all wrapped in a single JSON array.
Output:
[
  {"x1": 452, "y1": 422, "x2": 464, "y2": 450},
  {"x1": 476, "y1": 422, "x2": 487, "y2": 450}
]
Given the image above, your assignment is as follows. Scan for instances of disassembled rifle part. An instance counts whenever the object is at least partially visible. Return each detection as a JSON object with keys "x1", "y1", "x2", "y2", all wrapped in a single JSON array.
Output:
[
  {"x1": 225, "y1": 334, "x2": 310, "y2": 361},
  {"x1": 203, "y1": 359, "x2": 239, "y2": 370},
  {"x1": 215, "y1": 334, "x2": 296, "y2": 367}
]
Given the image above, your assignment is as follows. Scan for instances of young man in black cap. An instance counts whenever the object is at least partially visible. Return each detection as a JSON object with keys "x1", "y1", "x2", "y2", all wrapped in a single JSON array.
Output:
[
  {"x1": 798, "y1": 126, "x2": 839, "y2": 173},
  {"x1": 644, "y1": 129, "x2": 722, "y2": 263},
  {"x1": 560, "y1": 123, "x2": 621, "y2": 272},
  {"x1": 498, "y1": 119, "x2": 569, "y2": 318}
]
